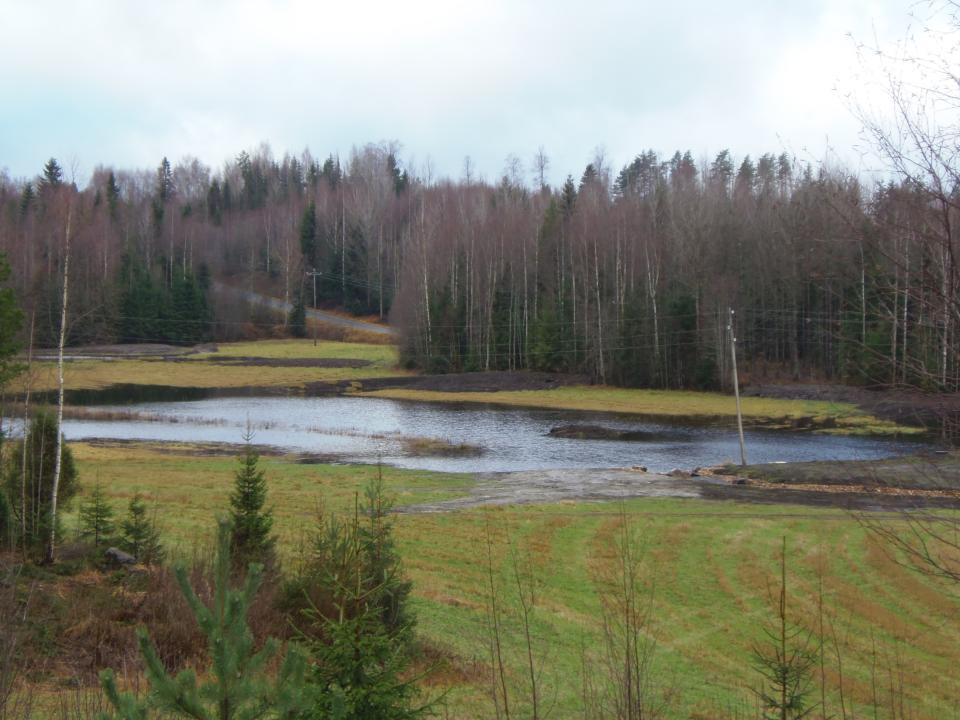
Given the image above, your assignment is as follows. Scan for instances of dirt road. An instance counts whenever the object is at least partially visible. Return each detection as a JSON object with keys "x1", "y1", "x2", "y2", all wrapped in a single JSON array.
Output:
[{"x1": 214, "y1": 281, "x2": 395, "y2": 336}]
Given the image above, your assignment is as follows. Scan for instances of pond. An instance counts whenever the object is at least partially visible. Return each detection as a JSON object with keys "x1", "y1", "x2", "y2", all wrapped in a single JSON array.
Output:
[{"x1": 52, "y1": 395, "x2": 925, "y2": 473}]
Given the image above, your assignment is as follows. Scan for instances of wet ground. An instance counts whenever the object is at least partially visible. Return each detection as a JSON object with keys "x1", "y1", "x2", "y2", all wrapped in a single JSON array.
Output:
[{"x1": 396, "y1": 465, "x2": 960, "y2": 512}]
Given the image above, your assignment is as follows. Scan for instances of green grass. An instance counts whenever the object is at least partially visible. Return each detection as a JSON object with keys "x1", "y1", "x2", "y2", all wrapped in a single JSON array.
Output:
[
  {"x1": 362, "y1": 385, "x2": 920, "y2": 436},
  {"x1": 192, "y1": 339, "x2": 397, "y2": 362},
  {"x1": 64, "y1": 440, "x2": 960, "y2": 719},
  {"x1": 67, "y1": 441, "x2": 470, "y2": 551},
  {"x1": 22, "y1": 339, "x2": 408, "y2": 392}
]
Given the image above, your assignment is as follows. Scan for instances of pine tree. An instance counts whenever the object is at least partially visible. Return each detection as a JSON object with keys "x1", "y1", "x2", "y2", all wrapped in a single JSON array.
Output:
[
  {"x1": 100, "y1": 519, "x2": 313, "y2": 720},
  {"x1": 120, "y1": 494, "x2": 164, "y2": 565},
  {"x1": 229, "y1": 441, "x2": 275, "y2": 571},
  {"x1": 79, "y1": 482, "x2": 115, "y2": 547}
]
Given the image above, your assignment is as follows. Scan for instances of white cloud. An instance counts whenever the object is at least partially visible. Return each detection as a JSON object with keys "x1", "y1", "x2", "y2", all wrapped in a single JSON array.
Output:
[{"x1": 0, "y1": 0, "x2": 917, "y2": 184}]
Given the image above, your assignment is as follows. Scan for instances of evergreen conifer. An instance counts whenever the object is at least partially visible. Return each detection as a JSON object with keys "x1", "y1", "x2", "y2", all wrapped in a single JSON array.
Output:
[
  {"x1": 120, "y1": 494, "x2": 164, "y2": 565},
  {"x1": 100, "y1": 519, "x2": 312, "y2": 720},
  {"x1": 41, "y1": 158, "x2": 63, "y2": 188},
  {"x1": 229, "y1": 441, "x2": 275, "y2": 571},
  {"x1": 289, "y1": 292, "x2": 306, "y2": 338},
  {"x1": 3, "y1": 410, "x2": 78, "y2": 553},
  {"x1": 285, "y1": 477, "x2": 422, "y2": 719},
  {"x1": 79, "y1": 482, "x2": 115, "y2": 546},
  {"x1": 299, "y1": 201, "x2": 317, "y2": 265}
]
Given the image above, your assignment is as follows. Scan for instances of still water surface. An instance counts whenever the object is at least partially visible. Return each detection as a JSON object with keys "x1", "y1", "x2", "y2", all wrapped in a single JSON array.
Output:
[{"x1": 58, "y1": 396, "x2": 923, "y2": 473}]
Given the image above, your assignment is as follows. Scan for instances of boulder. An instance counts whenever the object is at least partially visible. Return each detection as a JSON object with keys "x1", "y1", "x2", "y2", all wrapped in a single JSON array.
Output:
[{"x1": 104, "y1": 547, "x2": 137, "y2": 566}]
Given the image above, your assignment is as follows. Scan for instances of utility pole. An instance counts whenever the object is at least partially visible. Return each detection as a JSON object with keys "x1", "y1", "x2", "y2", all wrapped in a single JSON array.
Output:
[
  {"x1": 305, "y1": 268, "x2": 322, "y2": 347},
  {"x1": 728, "y1": 307, "x2": 747, "y2": 466}
]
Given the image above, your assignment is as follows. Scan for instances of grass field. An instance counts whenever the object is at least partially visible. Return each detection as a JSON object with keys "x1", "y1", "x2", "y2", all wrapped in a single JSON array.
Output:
[
  {"x1": 59, "y1": 440, "x2": 960, "y2": 719},
  {"x1": 362, "y1": 385, "x2": 920, "y2": 436},
  {"x1": 21, "y1": 340, "x2": 408, "y2": 392}
]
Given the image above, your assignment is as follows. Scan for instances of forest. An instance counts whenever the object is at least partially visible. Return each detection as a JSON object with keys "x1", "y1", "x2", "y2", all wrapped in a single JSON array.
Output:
[{"x1": 0, "y1": 137, "x2": 957, "y2": 393}]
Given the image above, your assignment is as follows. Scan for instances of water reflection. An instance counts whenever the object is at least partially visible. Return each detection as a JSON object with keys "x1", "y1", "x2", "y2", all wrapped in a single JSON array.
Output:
[{"x1": 55, "y1": 396, "x2": 925, "y2": 473}]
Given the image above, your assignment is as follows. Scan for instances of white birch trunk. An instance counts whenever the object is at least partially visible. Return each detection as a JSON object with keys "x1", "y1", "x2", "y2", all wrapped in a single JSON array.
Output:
[{"x1": 46, "y1": 204, "x2": 71, "y2": 564}]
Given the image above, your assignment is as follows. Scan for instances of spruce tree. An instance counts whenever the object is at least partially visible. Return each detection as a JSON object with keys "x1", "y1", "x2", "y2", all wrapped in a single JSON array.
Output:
[
  {"x1": 106, "y1": 171, "x2": 121, "y2": 220},
  {"x1": 229, "y1": 442, "x2": 275, "y2": 571},
  {"x1": 120, "y1": 494, "x2": 164, "y2": 565},
  {"x1": 0, "y1": 253, "x2": 23, "y2": 389},
  {"x1": 100, "y1": 519, "x2": 312, "y2": 720},
  {"x1": 41, "y1": 158, "x2": 63, "y2": 188},
  {"x1": 3, "y1": 410, "x2": 78, "y2": 553},
  {"x1": 19, "y1": 182, "x2": 34, "y2": 217},
  {"x1": 156, "y1": 157, "x2": 174, "y2": 203},
  {"x1": 752, "y1": 537, "x2": 818, "y2": 720},
  {"x1": 299, "y1": 201, "x2": 317, "y2": 265},
  {"x1": 79, "y1": 482, "x2": 116, "y2": 547},
  {"x1": 285, "y1": 478, "x2": 421, "y2": 719},
  {"x1": 289, "y1": 292, "x2": 306, "y2": 338}
]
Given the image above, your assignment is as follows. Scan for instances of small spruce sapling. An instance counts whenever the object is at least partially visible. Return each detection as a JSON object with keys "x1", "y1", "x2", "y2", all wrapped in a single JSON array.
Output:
[
  {"x1": 229, "y1": 439, "x2": 276, "y2": 571},
  {"x1": 120, "y1": 494, "x2": 164, "y2": 565},
  {"x1": 79, "y1": 482, "x2": 115, "y2": 547},
  {"x1": 752, "y1": 537, "x2": 818, "y2": 720}
]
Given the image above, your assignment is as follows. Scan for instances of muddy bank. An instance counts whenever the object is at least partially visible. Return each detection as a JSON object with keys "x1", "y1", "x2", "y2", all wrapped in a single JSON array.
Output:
[
  {"x1": 712, "y1": 450, "x2": 960, "y2": 491},
  {"x1": 396, "y1": 466, "x2": 960, "y2": 513},
  {"x1": 745, "y1": 382, "x2": 960, "y2": 438}
]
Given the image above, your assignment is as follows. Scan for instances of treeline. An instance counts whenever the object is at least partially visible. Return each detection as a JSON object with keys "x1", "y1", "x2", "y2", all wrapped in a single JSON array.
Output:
[
  {"x1": 0, "y1": 141, "x2": 957, "y2": 389},
  {"x1": 394, "y1": 152, "x2": 959, "y2": 393}
]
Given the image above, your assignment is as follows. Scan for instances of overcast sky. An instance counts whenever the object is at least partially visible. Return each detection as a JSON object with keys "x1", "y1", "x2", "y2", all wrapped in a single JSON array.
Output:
[{"x1": 0, "y1": 0, "x2": 918, "y2": 186}]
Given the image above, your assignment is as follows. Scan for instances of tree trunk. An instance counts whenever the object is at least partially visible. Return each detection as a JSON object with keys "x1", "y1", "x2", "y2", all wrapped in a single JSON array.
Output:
[
  {"x1": 45, "y1": 203, "x2": 71, "y2": 564},
  {"x1": 20, "y1": 311, "x2": 35, "y2": 552}
]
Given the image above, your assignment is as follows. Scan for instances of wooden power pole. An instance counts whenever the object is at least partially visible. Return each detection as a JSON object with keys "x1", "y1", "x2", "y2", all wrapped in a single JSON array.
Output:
[{"x1": 728, "y1": 307, "x2": 747, "y2": 466}]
